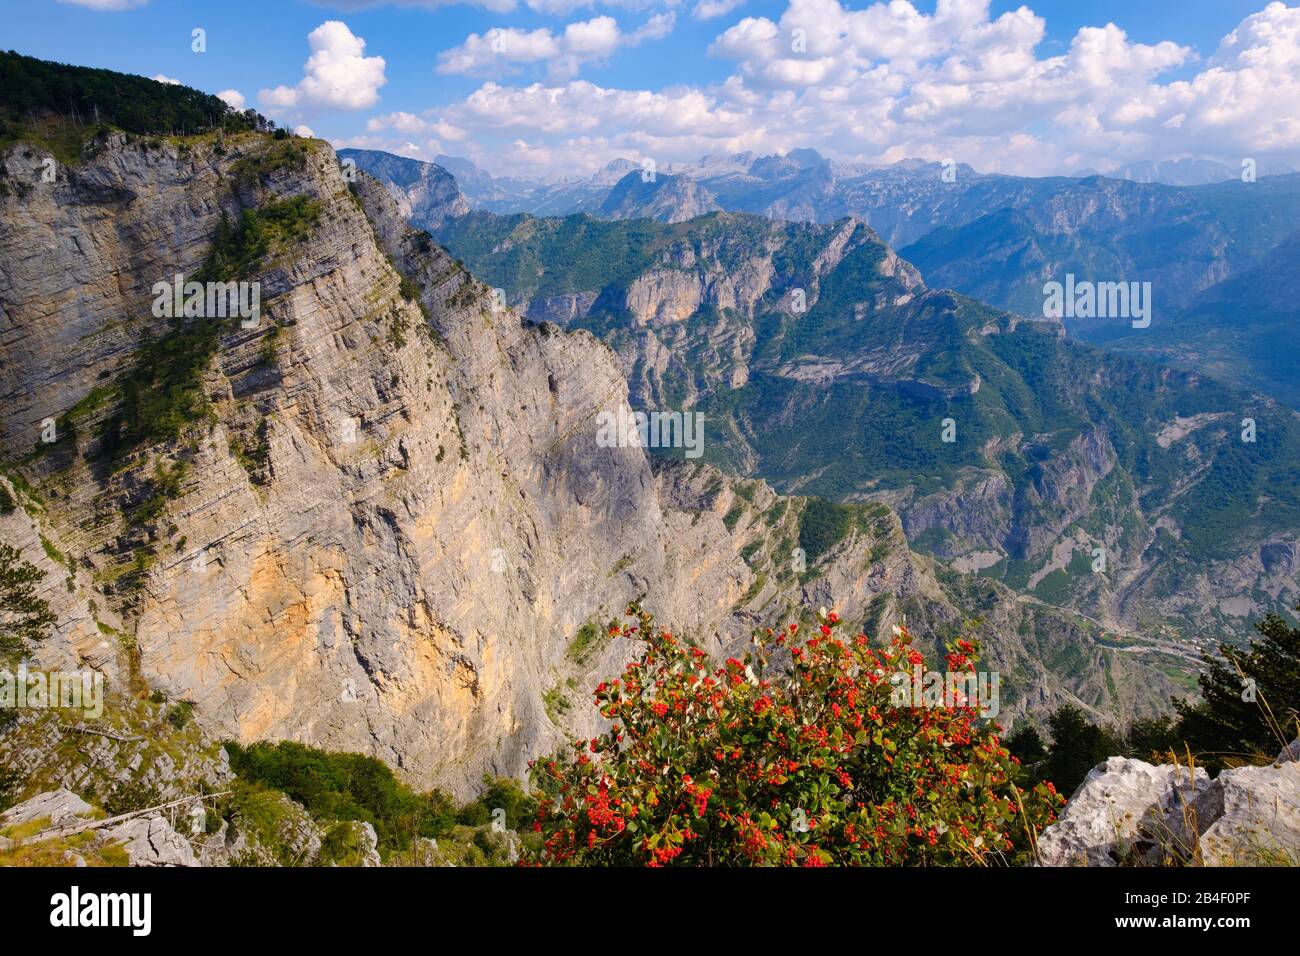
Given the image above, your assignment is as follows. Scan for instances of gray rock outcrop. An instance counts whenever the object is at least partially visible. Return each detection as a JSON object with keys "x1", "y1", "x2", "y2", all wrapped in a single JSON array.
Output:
[
  {"x1": 1195, "y1": 749, "x2": 1300, "y2": 866},
  {"x1": 1038, "y1": 741, "x2": 1300, "y2": 866},
  {"x1": 0, "y1": 787, "x2": 94, "y2": 828},
  {"x1": 336, "y1": 147, "x2": 470, "y2": 228},
  {"x1": 103, "y1": 815, "x2": 199, "y2": 867}
]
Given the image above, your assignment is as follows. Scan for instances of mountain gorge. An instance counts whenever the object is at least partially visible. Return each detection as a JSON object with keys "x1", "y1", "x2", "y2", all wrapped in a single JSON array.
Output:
[
  {"x1": 0, "y1": 110, "x2": 1186, "y2": 805},
  {"x1": 430, "y1": 208, "x2": 1300, "y2": 652}
]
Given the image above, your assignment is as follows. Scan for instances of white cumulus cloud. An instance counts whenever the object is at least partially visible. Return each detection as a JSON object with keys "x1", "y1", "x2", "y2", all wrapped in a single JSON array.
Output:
[
  {"x1": 437, "y1": 13, "x2": 675, "y2": 81},
  {"x1": 259, "y1": 21, "x2": 387, "y2": 115},
  {"x1": 349, "y1": 0, "x2": 1300, "y2": 179},
  {"x1": 693, "y1": 0, "x2": 745, "y2": 20}
]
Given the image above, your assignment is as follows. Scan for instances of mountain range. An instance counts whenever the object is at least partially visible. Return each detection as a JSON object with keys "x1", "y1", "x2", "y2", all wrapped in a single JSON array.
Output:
[
  {"x1": 1094, "y1": 227, "x2": 1300, "y2": 409},
  {"x1": 4, "y1": 54, "x2": 1297, "y2": 807},
  {"x1": 344, "y1": 146, "x2": 1300, "y2": 405}
]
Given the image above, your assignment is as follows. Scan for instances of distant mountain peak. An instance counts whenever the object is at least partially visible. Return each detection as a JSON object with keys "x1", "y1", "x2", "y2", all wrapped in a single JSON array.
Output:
[
  {"x1": 591, "y1": 157, "x2": 640, "y2": 186},
  {"x1": 599, "y1": 170, "x2": 721, "y2": 223},
  {"x1": 1101, "y1": 156, "x2": 1294, "y2": 186},
  {"x1": 338, "y1": 148, "x2": 469, "y2": 228},
  {"x1": 785, "y1": 147, "x2": 827, "y2": 168}
]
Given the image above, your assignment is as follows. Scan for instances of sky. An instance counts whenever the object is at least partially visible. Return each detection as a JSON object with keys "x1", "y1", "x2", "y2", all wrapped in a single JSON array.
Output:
[{"x1": 4, "y1": 0, "x2": 1299, "y2": 181}]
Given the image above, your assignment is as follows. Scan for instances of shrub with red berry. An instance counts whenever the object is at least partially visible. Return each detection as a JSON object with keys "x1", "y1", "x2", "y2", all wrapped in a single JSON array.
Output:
[{"x1": 528, "y1": 605, "x2": 1062, "y2": 866}]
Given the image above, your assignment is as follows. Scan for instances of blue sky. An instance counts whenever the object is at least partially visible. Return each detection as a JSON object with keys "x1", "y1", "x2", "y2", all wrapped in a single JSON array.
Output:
[{"x1": 5, "y1": 0, "x2": 1298, "y2": 179}]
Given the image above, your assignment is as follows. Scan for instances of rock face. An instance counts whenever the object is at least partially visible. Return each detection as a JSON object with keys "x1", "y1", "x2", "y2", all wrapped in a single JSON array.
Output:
[
  {"x1": 0, "y1": 788, "x2": 196, "y2": 866},
  {"x1": 1195, "y1": 757, "x2": 1300, "y2": 866},
  {"x1": 0, "y1": 788, "x2": 94, "y2": 828},
  {"x1": 1038, "y1": 742, "x2": 1300, "y2": 866},
  {"x1": 520, "y1": 290, "x2": 598, "y2": 327},
  {"x1": 0, "y1": 127, "x2": 1172, "y2": 804},
  {"x1": 1, "y1": 129, "x2": 746, "y2": 793},
  {"x1": 1036, "y1": 758, "x2": 1211, "y2": 866}
]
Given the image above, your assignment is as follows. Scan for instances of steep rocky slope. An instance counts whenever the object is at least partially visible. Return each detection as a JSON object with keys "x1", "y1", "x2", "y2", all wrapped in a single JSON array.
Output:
[
  {"x1": 0, "y1": 128, "x2": 752, "y2": 791},
  {"x1": 0, "y1": 126, "x2": 1179, "y2": 799}
]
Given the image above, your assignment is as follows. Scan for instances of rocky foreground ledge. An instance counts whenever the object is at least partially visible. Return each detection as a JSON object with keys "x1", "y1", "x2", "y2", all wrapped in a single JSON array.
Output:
[
  {"x1": 3, "y1": 742, "x2": 1296, "y2": 867},
  {"x1": 1038, "y1": 740, "x2": 1300, "y2": 866}
]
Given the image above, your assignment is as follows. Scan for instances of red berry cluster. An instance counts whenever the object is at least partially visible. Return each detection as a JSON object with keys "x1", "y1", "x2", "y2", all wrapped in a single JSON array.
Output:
[{"x1": 528, "y1": 604, "x2": 1062, "y2": 866}]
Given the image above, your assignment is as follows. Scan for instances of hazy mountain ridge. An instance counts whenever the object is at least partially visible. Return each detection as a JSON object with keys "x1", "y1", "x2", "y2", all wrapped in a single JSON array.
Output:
[
  {"x1": 900, "y1": 173, "x2": 1300, "y2": 334},
  {"x1": 1104, "y1": 157, "x2": 1294, "y2": 187},
  {"x1": 1096, "y1": 227, "x2": 1300, "y2": 408},
  {"x1": 374, "y1": 147, "x2": 1292, "y2": 248}
]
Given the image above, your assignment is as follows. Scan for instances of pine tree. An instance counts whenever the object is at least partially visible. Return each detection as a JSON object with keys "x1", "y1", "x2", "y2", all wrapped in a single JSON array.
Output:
[
  {"x1": 1005, "y1": 722, "x2": 1048, "y2": 783},
  {"x1": 1175, "y1": 607, "x2": 1300, "y2": 768},
  {"x1": 1044, "y1": 704, "x2": 1119, "y2": 797},
  {"x1": 0, "y1": 542, "x2": 56, "y2": 659}
]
